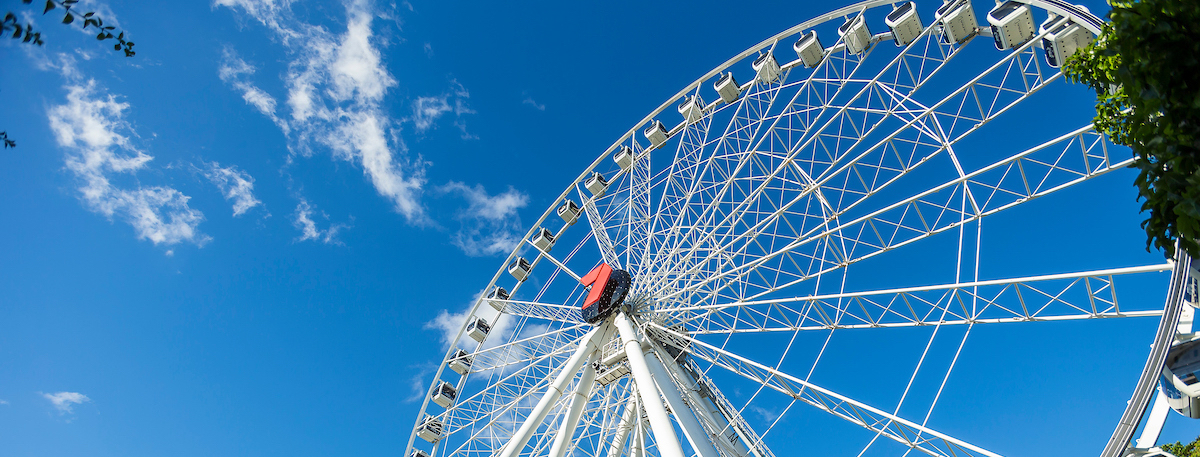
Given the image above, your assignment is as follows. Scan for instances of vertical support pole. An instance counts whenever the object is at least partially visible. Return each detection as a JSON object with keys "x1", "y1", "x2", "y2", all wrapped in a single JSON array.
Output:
[
  {"x1": 644, "y1": 348, "x2": 723, "y2": 457},
  {"x1": 548, "y1": 351, "x2": 601, "y2": 457},
  {"x1": 615, "y1": 312, "x2": 686, "y2": 457},
  {"x1": 658, "y1": 348, "x2": 753, "y2": 457},
  {"x1": 607, "y1": 389, "x2": 637, "y2": 457},
  {"x1": 1135, "y1": 391, "x2": 1171, "y2": 448},
  {"x1": 499, "y1": 324, "x2": 609, "y2": 457},
  {"x1": 632, "y1": 402, "x2": 645, "y2": 457}
]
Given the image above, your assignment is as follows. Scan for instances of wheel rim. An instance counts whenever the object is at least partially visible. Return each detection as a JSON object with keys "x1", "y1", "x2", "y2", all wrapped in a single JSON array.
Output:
[{"x1": 408, "y1": 2, "x2": 1176, "y2": 456}]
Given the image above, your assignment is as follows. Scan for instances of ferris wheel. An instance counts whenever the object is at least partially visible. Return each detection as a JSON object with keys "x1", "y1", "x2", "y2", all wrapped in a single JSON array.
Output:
[{"x1": 406, "y1": 1, "x2": 1199, "y2": 456}]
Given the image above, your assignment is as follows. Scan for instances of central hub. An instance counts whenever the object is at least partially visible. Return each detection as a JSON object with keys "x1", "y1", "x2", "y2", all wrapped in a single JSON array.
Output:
[{"x1": 580, "y1": 263, "x2": 631, "y2": 324}]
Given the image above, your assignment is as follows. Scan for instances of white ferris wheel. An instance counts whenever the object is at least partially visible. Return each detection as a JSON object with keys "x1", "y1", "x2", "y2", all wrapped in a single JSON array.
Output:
[{"x1": 407, "y1": 1, "x2": 1200, "y2": 456}]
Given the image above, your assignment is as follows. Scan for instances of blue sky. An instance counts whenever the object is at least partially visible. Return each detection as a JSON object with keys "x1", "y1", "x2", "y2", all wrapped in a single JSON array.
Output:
[{"x1": 1, "y1": 0, "x2": 1197, "y2": 455}]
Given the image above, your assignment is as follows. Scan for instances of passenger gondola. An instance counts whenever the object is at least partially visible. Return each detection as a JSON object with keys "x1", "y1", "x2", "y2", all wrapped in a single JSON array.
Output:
[
  {"x1": 793, "y1": 31, "x2": 825, "y2": 68},
  {"x1": 714, "y1": 72, "x2": 741, "y2": 103},
  {"x1": 885, "y1": 2, "x2": 922, "y2": 47},
  {"x1": 987, "y1": 1, "x2": 1034, "y2": 50},
  {"x1": 752, "y1": 51, "x2": 781, "y2": 83},
  {"x1": 837, "y1": 14, "x2": 872, "y2": 55}
]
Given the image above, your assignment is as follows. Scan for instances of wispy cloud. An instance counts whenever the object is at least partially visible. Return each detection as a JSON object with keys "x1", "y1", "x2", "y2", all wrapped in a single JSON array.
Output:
[
  {"x1": 409, "y1": 80, "x2": 474, "y2": 139},
  {"x1": 749, "y1": 405, "x2": 781, "y2": 423},
  {"x1": 48, "y1": 81, "x2": 208, "y2": 246},
  {"x1": 0, "y1": 399, "x2": 9, "y2": 406},
  {"x1": 218, "y1": 48, "x2": 286, "y2": 131},
  {"x1": 202, "y1": 161, "x2": 262, "y2": 217},
  {"x1": 293, "y1": 198, "x2": 347, "y2": 244},
  {"x1": 522, "y1": 96, "x2": 546, "y2": 111},
  {"x1": 42, "y1": 391, "x2": 90, "y2": 414},
  {"x1": 217, "y1": 0, "x2": 428, "y2": 222},
  {"x1": 422, "y1": 42, "x2": 433, "y2": 57},
  {"x1": 404, "y1": 363, "x2": 436, "y2": 403},
  {"x1": 440, "y1": 182, "x2": 528, "y2": 256}
]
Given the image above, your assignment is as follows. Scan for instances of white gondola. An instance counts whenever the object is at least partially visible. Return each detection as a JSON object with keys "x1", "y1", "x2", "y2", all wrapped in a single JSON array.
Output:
[
  {"x1": 1040, "y1": 15, "x2": 1092, "y2": 68},
  {"x1": 1161, "y1": 338, "x2": 1200, "y2": 418},
  {"x1": 885, "y1": 2, "x2": 923, "y2": 47},
  {"x1": 411, "y1": 449, "x2": 431, "y2": 457},
  {"x1": 532, "y1": 227, "x2": 555, "y2": 252},
  {"x1": 714, "y1": 72, "x2": 740, "y2": 103},
  {"x1": 837, "y1": 14, "x2": 872, "y2": 56},
  {"x1": 466, "y1": 317, "x2": 491, "y2": 342},
  {"x1": 987, "y1": 1, "x2": 1034, "y2": 50},
  {"x1": 614, "y1": 146, "x2": 634, "y2": 171},
  {"x1": 678, "y1": 95, "x2": 705, "y2": 124},
  {"x1": 644, "y1": 120, "x2": 669, "y2": 148},
  {"x1": 935, "y1": 0, "x2": 979, "y2": 44},
  {"x1": 585, "y1": 171, "x2": 609, "y2": 198},
  {"x1": 486, "y1": 286, "x2": 509, "y2": 311},
  {"x1": 508, "y1": 256, "x2": 531, "y2": 281},
  {"x1": 557, "y1": 199, "x2": 580, "y2": 225},
  {"x1": 793, "y1": 31, "x2": 824, "y2": 68},
  {"x1": 751, "y1": 52, "x2": 781, "y2": 83},
  {"x1": 417, "y1": 416, "x2": 444, "y2": 443},
  {"x1": 431, "y1": 381, "x2": 458, "y2": 408},
  {"x1": 447, "y1": 349, "x2": 471, "y2": 375}
]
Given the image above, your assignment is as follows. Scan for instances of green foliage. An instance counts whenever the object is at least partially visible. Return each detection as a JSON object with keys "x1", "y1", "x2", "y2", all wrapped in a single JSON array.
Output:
[
  {"x1": 2, "y1": 0, "x2": 135, "y2": 56},
  {"x1": 1162, "y1": 434, "x2": 1200, "y2": 457},
  {"x1": 1, "y1": 131, "x2": 14, "y2": 149},
  {"x1": 1064, "y1": 0, "x2": 1200, "y2": 260}
]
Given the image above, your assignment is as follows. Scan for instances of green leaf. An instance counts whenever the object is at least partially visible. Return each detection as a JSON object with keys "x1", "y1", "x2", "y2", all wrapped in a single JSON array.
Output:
[
  {"x1": 62, "y1": 12, "x2": 73, "y2": 24},
  {"x1": 96, "y1": 31, "x2": 104, "y2": 40},
  {"x1": 43, "y1": 0, "x2": 55, "y2": 14}
]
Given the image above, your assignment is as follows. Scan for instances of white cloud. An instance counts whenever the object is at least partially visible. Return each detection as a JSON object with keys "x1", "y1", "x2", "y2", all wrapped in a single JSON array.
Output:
[
  {"x1": 411, "y1": 96, "x2": 451, "y2": 133},
  {"x1": 749, "y1": 405, "x2": 781, "y2": 423},
  {"x1": 422, "y1": 42, "x2": 433, "y2": 57},
  {"x1": 218, "y1": 49, "x2": 285, "y2": 131},
  {"x1": 293, "y1": 198, "x2": 347, "y2": 244},
  {"x1": 0, "y1": 399, "x2": 9, "y2": 406},
  {"x1": 440, "y1": 182, "x2": 528, "y2": 256},
  {"x1": 425, "y1": 292, "x2": 514, "y2": 352},
  {"x1": 48, "y1": 81, "x2": 208, "y2": 246},
  {"x1": 217, "y1": 0, "x2": 429, "y2": 223},
  {"x1": 42, "y1": 392, "x2": 90, "y2": 414},
  {"x1": 522, "y1": 96, "x2": 546, "y2": 111},
  {"x1": 404, "y1": 363, "x2": 435, "y2": 403},
  {"x1": 202, "y1": 161, "x2": 262, "y2": 216}
]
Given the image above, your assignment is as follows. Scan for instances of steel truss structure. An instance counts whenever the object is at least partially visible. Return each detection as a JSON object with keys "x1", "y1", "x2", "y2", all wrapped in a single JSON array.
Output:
[{"x1": 407, "y1": 1, "x2": 1193, "y2": 456}]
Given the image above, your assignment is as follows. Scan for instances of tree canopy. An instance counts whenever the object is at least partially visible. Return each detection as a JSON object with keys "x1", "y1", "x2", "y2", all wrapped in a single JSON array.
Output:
[
  {"x1": 1163, "y1": 434, "x2": 1200, "y2": 457},
  {"x1": 1064, "y1": 0, "x2": 1200, "y2": 260}
]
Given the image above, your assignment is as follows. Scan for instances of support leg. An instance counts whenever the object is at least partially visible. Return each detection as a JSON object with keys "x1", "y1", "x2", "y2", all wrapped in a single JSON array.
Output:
[
  {"x1": 644, "y1": 346, "x2": 722, "y2": 457},
  {"x1": 607, "y1": 389, "x2": 637, "y2": 457},
  {"x1": 499, "y1": 324, "x2": 609, "y2": 457},
  {"x1": 615, "y1": 312, "x2": 686, "y2": 457},
  {"x1": 548, "y1": 351, "x2": 601, "y2": 457},
  {"x1": 658, "y1": 347, "x2": 753, "y2": 457},
  {"x1": 1135, "y1": 391, "x2": 1171, "y2": 449}
]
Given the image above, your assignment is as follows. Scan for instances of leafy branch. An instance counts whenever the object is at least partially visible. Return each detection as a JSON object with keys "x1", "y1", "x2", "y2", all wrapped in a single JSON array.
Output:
[
  {"x1": 2, "y1": 0, "x2": 135, "y2": 56},
  {"x1": 1064, "y1": 0, "x2": 1200, "y2": 260},
  {"x1": 1, "y1": 131, "x2": 14, "y2": 149}
]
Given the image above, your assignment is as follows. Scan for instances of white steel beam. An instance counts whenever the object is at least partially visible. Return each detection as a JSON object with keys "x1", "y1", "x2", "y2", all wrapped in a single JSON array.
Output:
[
  {"x1": 607, "y1": 389, "x2": 638, "y2": 457},
  {"x1": 659, "y1": 354, "x2": 753, "y2": 457},
  {"x1": 548, "y1": 351, "x2": 601, "y2": 457},
  {"x1": 499, "y1": 323, "x2": 609, "y2": 457},
  {"x1": 644, "y1": 346, "x2": 723, "y2": 457},
  {"x1": 616, "y1": 312, "x2": 686, "y2": 457}
]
